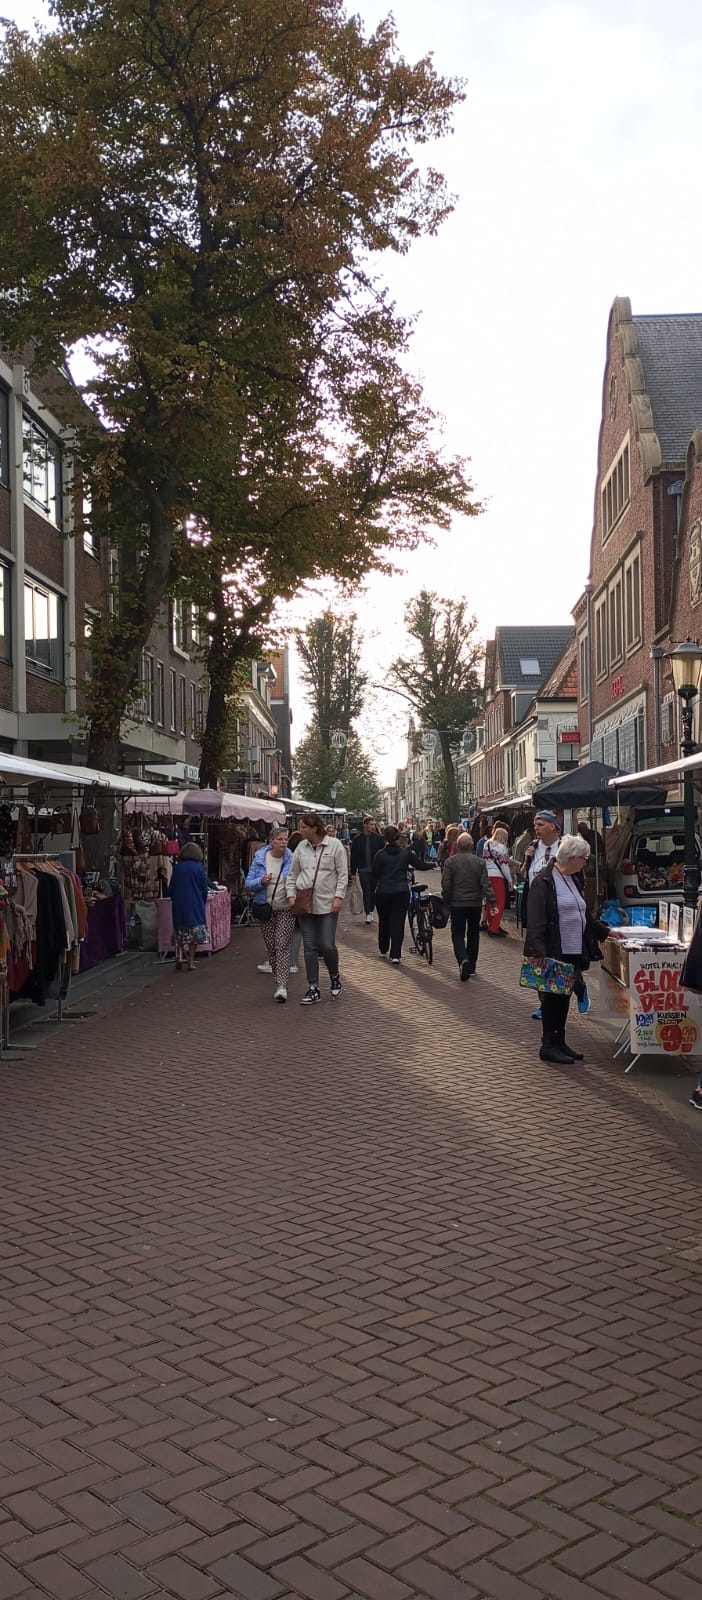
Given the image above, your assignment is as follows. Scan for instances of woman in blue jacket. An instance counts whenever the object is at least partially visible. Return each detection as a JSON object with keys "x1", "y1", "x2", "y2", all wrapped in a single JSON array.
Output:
[
  {"x1": 168, "y1": 842, "x2": 209, "y2": 970},
  {"x1": 245, "y1": 827, "x2": 294, "y2": 1002}
]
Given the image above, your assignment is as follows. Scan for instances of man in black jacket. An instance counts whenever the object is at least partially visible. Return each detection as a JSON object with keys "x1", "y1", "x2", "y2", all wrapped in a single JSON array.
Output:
[{"x1": 350, "y1": 816, "x2": 384, "y2": 922}]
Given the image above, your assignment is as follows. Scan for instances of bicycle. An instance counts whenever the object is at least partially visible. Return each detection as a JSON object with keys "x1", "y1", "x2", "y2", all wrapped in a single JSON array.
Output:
[{"x1": 408, "y1": 883, "x2": 433, "y2": 965}]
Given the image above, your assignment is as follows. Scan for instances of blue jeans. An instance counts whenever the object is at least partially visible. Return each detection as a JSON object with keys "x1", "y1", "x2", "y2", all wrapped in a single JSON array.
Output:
[{"x1": 301, "y1": 913, "x2": 340, "y2": 986}]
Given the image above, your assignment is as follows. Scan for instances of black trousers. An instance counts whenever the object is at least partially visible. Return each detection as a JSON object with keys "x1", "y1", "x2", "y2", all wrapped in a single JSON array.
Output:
[
  {"x1": 377, "y1": 894, "x2": 408, "y2": 959},
  {"x1": 450, "y1": 906, "x2": 482, "y2": 971},
  {"x1": 358, "y1": 870, "x2": 375, "y2": 914},
  {"x1": 540, "y1": 954, "x2": 584, "y2": 1044}
]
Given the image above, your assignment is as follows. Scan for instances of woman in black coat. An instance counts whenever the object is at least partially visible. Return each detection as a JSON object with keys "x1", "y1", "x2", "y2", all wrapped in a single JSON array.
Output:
[
  {"x1": 525, "y1": 834, "x2": 607, "y2": 1064},
  {"x1": 371, "y1": 826, "x2": 424, "y2": 963}
]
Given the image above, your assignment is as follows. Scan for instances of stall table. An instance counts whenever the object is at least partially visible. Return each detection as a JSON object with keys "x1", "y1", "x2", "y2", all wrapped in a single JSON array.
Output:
[
  {"x1": 79, "y1": 893, "x2": 127, "y2": 973},
  {"x1": 601, "y1": 931, "x2": 701, "y2": 1070},
  {"x1": 156, "y1": 891, "x2": 231, "y2": 958}
]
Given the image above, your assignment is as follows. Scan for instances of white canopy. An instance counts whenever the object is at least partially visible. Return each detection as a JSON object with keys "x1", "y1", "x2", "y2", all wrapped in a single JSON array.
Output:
[
  {"x1": 0, "y1": 750, "x2": 174, "y2": 796},
  {"x1": 125, "y1": 786, "x2": 287, "y2": 823},
  {"x1": 608, "y1": 751, "x2": 702, "y2": 790}
]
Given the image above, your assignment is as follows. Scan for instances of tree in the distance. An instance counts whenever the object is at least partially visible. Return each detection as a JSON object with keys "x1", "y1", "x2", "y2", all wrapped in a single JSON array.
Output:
[
  {"x1": 388, "y1": 591, "x2": 483, "y2": 822},
  {"x1": 294, "y1": 730, "x2": 380, "y2": 813},
  {"x1": 293, "y1": 611, "x2": 379, "y2": 807}
]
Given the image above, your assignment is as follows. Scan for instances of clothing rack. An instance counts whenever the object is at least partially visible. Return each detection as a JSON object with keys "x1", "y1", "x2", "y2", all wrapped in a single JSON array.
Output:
[{"x1": 12, "y1": 853, "x2": 96, "y2": 1029}]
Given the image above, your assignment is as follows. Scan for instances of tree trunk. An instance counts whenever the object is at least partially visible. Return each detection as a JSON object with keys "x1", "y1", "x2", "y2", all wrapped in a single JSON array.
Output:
[
  {"x1": 199, "y1": 677, "x2": 229, "y2": 789},
  {"x1": 438, "y1": 731, "x2": 459, "y2": 822}
]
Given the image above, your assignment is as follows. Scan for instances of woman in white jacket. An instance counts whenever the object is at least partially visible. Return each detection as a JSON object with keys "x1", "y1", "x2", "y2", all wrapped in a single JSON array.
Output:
[
  {"x1": 286, "y1": 813, "x2": 349, "y2": 1004},
  {"x1": 482, "y1": 823, "x2": 513, "y2": 937}
]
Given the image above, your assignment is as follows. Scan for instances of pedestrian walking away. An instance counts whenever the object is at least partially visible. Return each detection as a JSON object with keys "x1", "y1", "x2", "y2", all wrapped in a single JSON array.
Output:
[
  {"x1": 371, "y1": 825, "x2": 424, "y2": 963},
  {"x1": 349, "y1": 815, "x2": 383, "y2": 922},
  {"x1": 287, "y1": 813, "x2": 348, "y2": 1004},
  {"x1": 482, "y1": 823, "x2": 513, "y2": 936},
  {"x1": 168, "y1": 842, "x2": 210, "y2": 971},
  {"x1": 524, "y1": 834, "x2": 608, "y2": 1063},
  {"x1": 442, "y1": 832, "x2": 496, "y2": 979},
  {"x1": 245, "y1": 826, "x2": 295, "y2": 1002}
]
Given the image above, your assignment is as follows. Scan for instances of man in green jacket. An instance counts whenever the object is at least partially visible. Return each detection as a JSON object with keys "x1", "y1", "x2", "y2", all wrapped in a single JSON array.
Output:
[{"x1": 442, "y1": 833, "x2": 497, "y2": 981}]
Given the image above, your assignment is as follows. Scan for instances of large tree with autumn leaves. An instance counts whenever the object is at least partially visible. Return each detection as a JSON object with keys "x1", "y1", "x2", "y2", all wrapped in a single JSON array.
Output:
[{"x1": 0, "y1": 0, "x2": 479, "y2": 781}]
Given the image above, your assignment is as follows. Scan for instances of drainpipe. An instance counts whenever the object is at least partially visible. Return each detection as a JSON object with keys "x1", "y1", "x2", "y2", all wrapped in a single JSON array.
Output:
[{"x1": 651, "y1": 646, "x2": 665, "y2": 767}]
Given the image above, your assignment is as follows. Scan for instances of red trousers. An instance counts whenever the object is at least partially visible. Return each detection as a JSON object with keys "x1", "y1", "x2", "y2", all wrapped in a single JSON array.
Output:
[{"x1": 485, "y1": 875, "x2": 507, "y2": 933}]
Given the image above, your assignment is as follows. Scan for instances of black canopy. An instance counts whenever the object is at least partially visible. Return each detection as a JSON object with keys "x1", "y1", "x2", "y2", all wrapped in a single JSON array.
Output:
[{"x1": 533, "y1": 760, "x2": 667, "y2": 812}]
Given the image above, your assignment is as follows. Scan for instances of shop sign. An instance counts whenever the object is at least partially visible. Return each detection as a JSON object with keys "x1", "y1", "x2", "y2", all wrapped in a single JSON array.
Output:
[
  {"x1": 559, "y1": 729, "x2": 580, "y2": 744},
  {"x1": 611, "y1": 674, "x2": 624, "y2": 700},
  {"x1": 629, "y1": 954, "x2": 701, "y2": 1056}
]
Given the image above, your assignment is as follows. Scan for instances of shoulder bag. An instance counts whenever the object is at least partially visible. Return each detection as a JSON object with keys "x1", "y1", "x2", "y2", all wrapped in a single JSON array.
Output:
[
  {"x1": 252, "y1": 861, "x2": 285, "y2": 923},
  {"x1": 291, "y1": 845, "x2": 325, "y2": 918}
]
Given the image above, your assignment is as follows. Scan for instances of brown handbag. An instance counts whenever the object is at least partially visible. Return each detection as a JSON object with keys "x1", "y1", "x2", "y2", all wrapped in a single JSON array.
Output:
[{"x1": 291, "y1": 844, "x2": 325, "y2": 917}]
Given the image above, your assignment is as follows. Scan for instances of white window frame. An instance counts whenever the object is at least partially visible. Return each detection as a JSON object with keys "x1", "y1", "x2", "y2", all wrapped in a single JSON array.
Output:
[
  {"x1": 594, "y1": 594, "x2": 608, "y2": 681},
  {"x1": 578, "y1": 631, "x2": 589, "y2": 704},
  {"x1": 624, "y1": 546, "x2": 642, "y2": 653},
  {"x1": 24, "y1": 577, "x2": 63, "y2": 680},
  {"x1": 608, "y1": 571, "x2": 623, "y2": 666},
  {"x1": 22, "y1": 412, "x2": 62, "y2": 526}
]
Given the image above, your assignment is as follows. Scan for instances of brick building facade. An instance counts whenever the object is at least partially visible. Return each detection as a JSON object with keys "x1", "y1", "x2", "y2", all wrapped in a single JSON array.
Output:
[{"x1": 575, "y1": 298, "x2": 702, "y2": 772}]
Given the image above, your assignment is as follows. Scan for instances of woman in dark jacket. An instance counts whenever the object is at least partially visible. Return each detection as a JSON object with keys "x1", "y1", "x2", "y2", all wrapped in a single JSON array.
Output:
[
  {"x1": 371, "y1": 826, "x2": 423, "y2": 963},
  {"x1": 168, "y1": 842, "x2": 209, "y2": 970},
  {"x1": 525, "y1": 834, "x2": 607, "y2": 1063}
]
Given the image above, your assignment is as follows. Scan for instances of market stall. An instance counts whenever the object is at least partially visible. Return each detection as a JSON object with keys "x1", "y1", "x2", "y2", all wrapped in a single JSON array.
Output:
[{"x1": 599, "y1": 912, "x2": 699, "y2": 1071}]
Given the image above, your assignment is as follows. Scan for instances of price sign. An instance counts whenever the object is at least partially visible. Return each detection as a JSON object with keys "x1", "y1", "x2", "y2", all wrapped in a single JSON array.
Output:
[
  {"x1": 684, "y1": 907, "x2": 696, "y2": 945},
  {"x1": 658, "y1": 901, "x2": 669, "y2": 934},
  {"x1": 668, "y1": 904, "x2": 681, "y2": 943},
  {"x1": 629, "y1": 954, "x2": 701, "y2": 1056}
]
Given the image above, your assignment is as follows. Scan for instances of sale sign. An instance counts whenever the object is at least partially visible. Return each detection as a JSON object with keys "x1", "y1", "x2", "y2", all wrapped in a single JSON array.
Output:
[{"x1": 629, "y1": 955, "x2": 702, "y2": 1056}]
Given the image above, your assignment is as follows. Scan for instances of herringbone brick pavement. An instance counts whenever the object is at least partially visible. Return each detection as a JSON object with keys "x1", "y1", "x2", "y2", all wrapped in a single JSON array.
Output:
[{"x1": 1, "y1": 910, "x2": 702, "y2": 1600}]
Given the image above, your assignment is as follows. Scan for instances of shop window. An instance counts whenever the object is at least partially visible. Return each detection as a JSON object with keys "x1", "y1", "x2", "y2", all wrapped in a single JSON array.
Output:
[
  {"x1": 24, "y1": 579, "x2": 63, "y2": 679},
  {"x1": 0, "y1": 563, "x2": 10, "y2": 662},
  {"x1": 22, "y1": 413, "x2": 62, "y2": 525}
]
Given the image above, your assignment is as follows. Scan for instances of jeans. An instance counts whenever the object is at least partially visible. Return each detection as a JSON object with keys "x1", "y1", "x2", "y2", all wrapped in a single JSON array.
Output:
[
  {"x1": 301, "y1": 912, "x2": 340, "y2": 986},
  {"x1": 377, "y1": 894, "x2": 408, "y2": 959},
  {"x1": 450, "y1": 906, "x2": 482, "y2": 971},
  {"x1": 358, "y1": 870, "x2": 375, "y2": 914}
]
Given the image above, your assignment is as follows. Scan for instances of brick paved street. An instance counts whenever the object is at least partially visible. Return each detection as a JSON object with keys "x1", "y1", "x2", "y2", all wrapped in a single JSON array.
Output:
[{"x1": 2, "y1": 911, "x2": 702, "y2": 1600}]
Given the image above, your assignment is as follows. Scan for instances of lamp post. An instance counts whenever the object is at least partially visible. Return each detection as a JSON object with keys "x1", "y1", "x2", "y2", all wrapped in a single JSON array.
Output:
[{"x1": 667, "y1": 640, "x2": 702, "y2": 910}]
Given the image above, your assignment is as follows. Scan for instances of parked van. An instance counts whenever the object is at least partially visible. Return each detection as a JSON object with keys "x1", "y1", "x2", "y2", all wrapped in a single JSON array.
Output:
[{"x1": 614, "y1": 807, "x2": 701, "y2": 907}]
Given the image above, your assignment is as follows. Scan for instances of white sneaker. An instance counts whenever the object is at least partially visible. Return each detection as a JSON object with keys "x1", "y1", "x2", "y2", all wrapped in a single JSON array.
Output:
[
  {"x1": 365, "y1": 913, "x2": 374, "y2": 924},
  {"x1": 289, "y1": 964, "x2": 299, "y2": 974},
  {"x1": 257, "y1": 961, "x2": 272, "y2": 973},
  {"x1": 274, "y1": 984, "x2": 287, "y2": 1003}
]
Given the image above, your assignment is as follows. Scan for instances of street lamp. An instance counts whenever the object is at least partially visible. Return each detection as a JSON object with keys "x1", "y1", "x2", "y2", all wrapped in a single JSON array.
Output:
[{"x1": 667, "y1": 640, "x2": 702, "y2": 909}]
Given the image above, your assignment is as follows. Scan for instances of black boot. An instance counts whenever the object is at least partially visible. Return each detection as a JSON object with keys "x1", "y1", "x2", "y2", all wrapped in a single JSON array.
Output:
[
  {"x1": 559, "y1": 1034, "x2": 584, "y2": 1062},
  {"x1": 539, "y1": 1031, "x2": 573, "y2": 1064}
]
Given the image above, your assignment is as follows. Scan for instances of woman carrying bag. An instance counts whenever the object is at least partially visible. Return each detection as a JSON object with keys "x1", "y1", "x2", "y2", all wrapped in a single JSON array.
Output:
[
  {"x1": 245, "y1": 827, "x2": 294, "y2": 1003},
  {"x1": 370, "y1": 826, "x2": 424, "y2": 963},
  {"x1": 524, "y1": 834, "x2": 608, "y2": 1064},
  {"x1": 483, "y1": 823, "x2": 513, "y2": 936}
]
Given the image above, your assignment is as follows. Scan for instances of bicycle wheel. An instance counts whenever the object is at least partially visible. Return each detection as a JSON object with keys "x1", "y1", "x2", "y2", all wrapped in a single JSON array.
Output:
[
  {"x1": 410, "y1": 907, "x2": 424, "y2": 955},
  {"x1": 421, "y1": 912, "x2": 433, "y2": 965}
]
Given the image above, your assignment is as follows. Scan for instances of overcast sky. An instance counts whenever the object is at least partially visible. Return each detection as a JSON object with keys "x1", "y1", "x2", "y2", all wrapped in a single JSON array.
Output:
[{"x1": 7, "y1": 0, "x2": 702, "y2": 784}]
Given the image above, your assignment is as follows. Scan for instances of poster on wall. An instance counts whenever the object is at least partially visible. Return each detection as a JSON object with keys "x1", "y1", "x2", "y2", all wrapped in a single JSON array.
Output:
[{"x1": 629, "y1": 954, "x2": 702, "y2": 1056}]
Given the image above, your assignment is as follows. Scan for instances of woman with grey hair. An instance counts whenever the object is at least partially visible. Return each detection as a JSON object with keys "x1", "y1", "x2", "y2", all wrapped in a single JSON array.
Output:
[
  {"x1": 525, "y1": 834, "x2": 608, "y2": 1063},
  {"x1": 245, "y1": 827, "x2": 294, "y2": 1002},
  {"x1": 168, "y1": 841, "x2": 210, "y2": 971}
]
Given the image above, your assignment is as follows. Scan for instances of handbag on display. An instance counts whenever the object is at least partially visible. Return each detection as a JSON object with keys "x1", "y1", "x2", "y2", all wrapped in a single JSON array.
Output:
[
  {"x1": 291, "y1": 846, "x2": 325, "y2": 918},
  {"x1": 80, "y1": 805, "x2": 101, "y2": 836},
  {"x1": 519, "y1": 956, "x2": 575, "y2": 995}
]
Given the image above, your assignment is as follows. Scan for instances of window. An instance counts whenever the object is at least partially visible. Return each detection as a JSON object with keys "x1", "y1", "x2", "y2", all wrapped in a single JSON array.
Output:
[
  {"x1": 141, "y1": 651, "x2": 155, "y2": 723},
  {"x1": 624, "y1": 548, "x2": 642, "y2": 651},
  {"x1": 579, "y1": 632, "x2": 589, "y2": 703},
  {"x1": 82, "y1": 488, "x2": 98, "y2": 556},
  {"x1": 0, "y1": 387, "x2": 8, "y2": 488},
  {"x1": 172, "y1": 598, "x2": 185, "y2": 652},
  {"x1": 169, "y1": 667, "x2": 177, "y2": 732},
  {"x1": 0, "y1": 563, "x2": 10, "y2": 661},
  {"x1": 608, "y1": 572, "x2": 623, "y2": 665},
  {"x1": 83, "y1": 610, "x2": 98, "y2": 679},
  {"x1": 24, "y1": 579, "x2": 63, "y2": 679},
  {"x1": 661, "y1": 693, "x2": 675, "y2": 746},
  {"x1": 108, "y1": 549, "x2": 119, "y2": 617},
  {"x1": 171, "y1": 600, "x2": 198, "y2": 655},
  {"x1": 178, "y1": 673, "x2": 186, "y2": 734},
  {"x1": 22, "y1": 413, "x2": 62, "y2": 525},
  {"x1": 156, "y1": 662, "x2": 165, "y2": 727},
  {"x1": 594, "y1": 595, "x2": 608, "y2": 679},
  {"x1": 601, "y1": 437, "x2": 630, "y2": 541},
  {"x1": 520, "y1": 658, "x2": 540, "y2": 676}
]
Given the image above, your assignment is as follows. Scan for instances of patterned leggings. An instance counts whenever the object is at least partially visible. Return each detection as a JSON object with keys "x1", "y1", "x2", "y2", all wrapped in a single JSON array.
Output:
[{"x1": 261, "y1": 909, "x2": 296, "y2": 986}]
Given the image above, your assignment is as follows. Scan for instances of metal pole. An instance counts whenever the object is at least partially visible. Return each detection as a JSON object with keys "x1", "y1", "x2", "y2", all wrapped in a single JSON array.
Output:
[
  {"x1": 651, "y1": 646, "x2": 664, "y2": 767},
  {"x1": 680, "y1": 690, "x2": 700, "y2": 909}
]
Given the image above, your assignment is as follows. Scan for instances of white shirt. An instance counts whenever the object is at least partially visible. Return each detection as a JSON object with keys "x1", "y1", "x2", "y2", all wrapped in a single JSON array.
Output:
[{"x1": 529, "y1": 839, "x2": 559, "y2": 879}]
